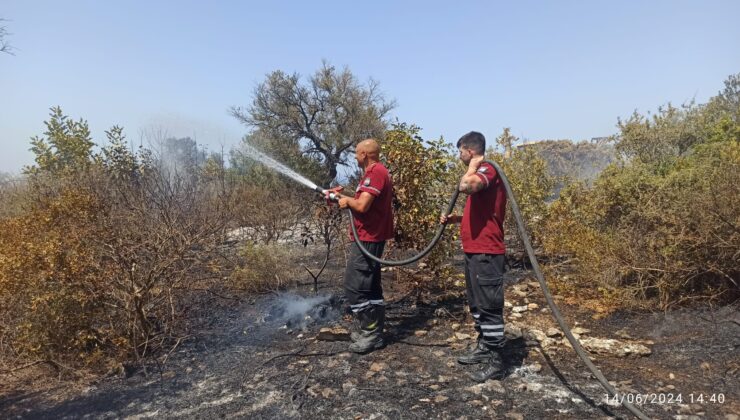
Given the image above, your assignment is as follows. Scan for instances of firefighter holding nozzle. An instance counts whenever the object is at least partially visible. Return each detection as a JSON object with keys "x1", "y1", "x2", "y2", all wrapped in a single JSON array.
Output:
[{"x1": 335, "y1": 138, "x2": 394, "y2": 354}]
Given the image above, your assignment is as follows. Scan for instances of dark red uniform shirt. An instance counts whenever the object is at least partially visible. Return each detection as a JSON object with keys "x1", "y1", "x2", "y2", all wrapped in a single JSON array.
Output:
[
  {"x1": 460, "y1": 162, "x2": 507, "y2": 254},
  {"x1": 350, "y1": 162, "x2": 394, "y2": 242}
]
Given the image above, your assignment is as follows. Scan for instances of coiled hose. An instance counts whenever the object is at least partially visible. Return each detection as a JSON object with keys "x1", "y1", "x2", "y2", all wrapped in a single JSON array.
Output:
[{"x1": 346, "y1": 160, "x2": 650, "y2": 420}]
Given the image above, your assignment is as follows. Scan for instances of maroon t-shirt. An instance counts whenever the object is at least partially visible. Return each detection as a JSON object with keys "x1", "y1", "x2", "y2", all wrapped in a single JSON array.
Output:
[
  {"x1": 460, "y1": 162, "x2": 507, "y2": 254},
  {"x1": 349, "y1": 162, "x2": 394, "y2": 242}
]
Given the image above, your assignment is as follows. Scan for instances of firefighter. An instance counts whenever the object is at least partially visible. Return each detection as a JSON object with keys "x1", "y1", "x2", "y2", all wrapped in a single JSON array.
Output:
[
  {"x1": 440, "y1": 131, "x2": 508, "y2": 382},
  {"x1": 337, "y1": 138, "x2": 394, "y2": 354}
]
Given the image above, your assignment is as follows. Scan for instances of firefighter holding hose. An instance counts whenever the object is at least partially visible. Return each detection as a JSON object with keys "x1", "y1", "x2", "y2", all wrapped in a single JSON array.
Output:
[
  {"x1": 441, "y1": 131, "x2": 508, "y2": 382},
  {"x1": 335, "y1": 138, "x2": 394, "y2": 354}
]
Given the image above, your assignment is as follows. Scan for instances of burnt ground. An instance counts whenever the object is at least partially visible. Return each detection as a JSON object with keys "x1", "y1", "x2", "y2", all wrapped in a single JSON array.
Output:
[{"x1": 1, "y1": 246, "x2": 738, "y2": 420}]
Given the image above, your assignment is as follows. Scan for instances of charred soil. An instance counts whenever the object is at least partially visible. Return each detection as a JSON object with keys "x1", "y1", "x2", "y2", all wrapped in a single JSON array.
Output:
[{"x1": 1, "y1": 246, "x2": 738, "y2": 419}]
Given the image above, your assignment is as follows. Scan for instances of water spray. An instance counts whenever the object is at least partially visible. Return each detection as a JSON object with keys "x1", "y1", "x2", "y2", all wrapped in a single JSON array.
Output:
[{"x1": 239, "y1": 142, "x2": 321, "y2": 191}]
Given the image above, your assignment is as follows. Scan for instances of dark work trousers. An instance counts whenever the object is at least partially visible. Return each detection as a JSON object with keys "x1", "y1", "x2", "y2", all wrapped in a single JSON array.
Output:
[
  {"x1": 464, "y1": 253, "x2": 506, "y2": 348},
  {"x1": 344, "y1": 240, "x2": 386, "y2": 330}
]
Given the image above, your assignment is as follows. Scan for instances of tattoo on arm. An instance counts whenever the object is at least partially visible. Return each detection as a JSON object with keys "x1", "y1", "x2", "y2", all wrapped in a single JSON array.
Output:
[
  {"x1": 459, "y1": 180, "x2": 474, "y2": 193},
  {"x1": 459, "y1": 176, "x2": 484, "y2": 194}
]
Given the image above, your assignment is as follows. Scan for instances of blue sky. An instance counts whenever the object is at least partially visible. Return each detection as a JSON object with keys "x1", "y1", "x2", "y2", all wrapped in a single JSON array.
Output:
[{"x1": 1, "y1": 0, "x2": 739, "y2": 173}]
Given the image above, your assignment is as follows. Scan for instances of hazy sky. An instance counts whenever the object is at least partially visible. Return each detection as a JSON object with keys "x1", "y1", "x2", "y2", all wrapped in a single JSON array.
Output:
[{"x1": 2, "y1": 0, "x2": 739, "y2": 173}]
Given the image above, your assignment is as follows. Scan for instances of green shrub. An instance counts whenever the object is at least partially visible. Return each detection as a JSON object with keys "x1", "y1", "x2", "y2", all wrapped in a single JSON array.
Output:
[{"x1": 542, "y1": 74, "x2": 740, "y2": 308}]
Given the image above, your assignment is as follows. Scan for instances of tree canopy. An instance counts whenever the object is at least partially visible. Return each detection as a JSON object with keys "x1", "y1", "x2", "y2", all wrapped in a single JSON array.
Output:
[{"x1": 231, "y1": 62, "x2": 395, "y2": 186}]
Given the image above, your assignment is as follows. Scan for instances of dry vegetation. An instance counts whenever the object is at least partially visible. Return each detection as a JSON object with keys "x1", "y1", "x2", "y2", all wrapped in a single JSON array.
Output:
[
  {"x1": 542, "y1": 75, "x2": 740, "y2": 308},
  {"x1": 1, "y1": 71, "x2": 737, "y2": 379}
]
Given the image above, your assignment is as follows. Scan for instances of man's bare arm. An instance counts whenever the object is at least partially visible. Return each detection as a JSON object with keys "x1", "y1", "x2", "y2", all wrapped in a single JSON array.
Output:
[{"x1": 338, "y1": 192, "x2": 375, "y2": 213}]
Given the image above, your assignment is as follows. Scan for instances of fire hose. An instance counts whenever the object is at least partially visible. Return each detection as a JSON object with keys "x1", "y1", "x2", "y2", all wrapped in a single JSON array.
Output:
[{"x1": 319, "y1": 160, "x2": 650, "y2": 420}]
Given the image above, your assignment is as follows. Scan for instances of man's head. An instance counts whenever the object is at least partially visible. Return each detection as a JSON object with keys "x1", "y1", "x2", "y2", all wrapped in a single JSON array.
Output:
[
  {"x1": 457, "y1": 131, "x2": 486, "y2": 164},
  {"x1": 355, "y1": 138, "x2": 381, "y2": 167}
]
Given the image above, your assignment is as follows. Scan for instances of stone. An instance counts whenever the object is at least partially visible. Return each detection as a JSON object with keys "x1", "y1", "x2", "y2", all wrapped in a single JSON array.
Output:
[
  {"x1": 541, "y1": 337, "x2": 557, "y2": 348},
  {"x1": 526, "y1": 329, "x2": 547, "y2": 342},
  {"x1": 512, "y1": 305, "x2": 528, "y2": 313},
  {"x1": 434, "y1": 395, "x2": 449, "y2": 403},
  {"x1": 513, "y1": 283, "x2": 528, "y2": 291},
  {"x1": 579, "y1": 337, "x2": 652, "y2": 357},
  {"x1": 316, "y1": 326, "x2": 350, "y2": 341},
  {"x1": 370, "y1": 362, "x2": 388, "y2": 372},
  {"x1": 414, "y1": 330, "x2": 428, "y2": 337},
  {"x1": 505, "y1": 412, "x2": 524, "y2": 420},
  {"x1": 451, "y1": 323, "x2": 461, "y2": 330},
  {"x1": 505, "y1": 325, "x2": 523, "y2": 339},
  {"x1": 465, "y1": 384, "x2": 483, "y2": 395},
  {"x1": 527, "y1": 362, "x2": 543, "y2": 373},
  {"x1": 486, "y1": 380, "x2": 505, "y2": 393},
  {"x1": 571, "y1": 327, "x2": 591, "y2": 335},
  {"x1": 455, "y1": 332, "x2": 472, "y2": 340},
  {"x1": 546, "y1": 327, "x2": 562, "y2": 337},
  {"x1": 527, "y1": 303, "x2": 539, "y2": 310},
  {"x1": 466, "y1": 380, "x2": 505, "y2": 395},
  {"x1": 307, "y1": 384, "x2": 321, "y2": 397},
  {"x1": 342, "y1": 381, "x2": 356, "y2": 393}
]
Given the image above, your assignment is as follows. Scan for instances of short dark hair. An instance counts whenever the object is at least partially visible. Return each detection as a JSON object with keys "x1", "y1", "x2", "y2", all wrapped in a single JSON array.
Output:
[{"x1": 457, "y1": 131, "x2": 486, "y2": 155}]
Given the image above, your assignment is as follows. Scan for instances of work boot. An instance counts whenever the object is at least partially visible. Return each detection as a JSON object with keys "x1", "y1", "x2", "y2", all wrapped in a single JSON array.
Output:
[
  {"x1": 349, "y1": 304, "x2": 385, "y2": 353},
  {"x1": 348, "y1": 329, "x2": 385, "y2": 353},
  {"x1": 457, "y1": 340, "x2": 492, "y2": 365},
  {"x1": 470, "y1": 350, "x2": 505, "y2": 382}
]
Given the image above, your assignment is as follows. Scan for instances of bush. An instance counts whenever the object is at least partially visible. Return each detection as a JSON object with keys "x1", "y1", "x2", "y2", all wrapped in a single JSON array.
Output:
[
  {"x1": 382, "y1": 123, "x2": 460, "y2": 277},
  {"x1": 542, "y1": 75, "x2": 740, "y2": 308},
  {"x1": 0, "y1": 109, "x2": 232, "y2": 371}
]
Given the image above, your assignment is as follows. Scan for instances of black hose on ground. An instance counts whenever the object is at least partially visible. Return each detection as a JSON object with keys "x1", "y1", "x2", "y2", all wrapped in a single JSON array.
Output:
[{"x1": 346, "y1": 160, "x2": 650, "y2": 420}]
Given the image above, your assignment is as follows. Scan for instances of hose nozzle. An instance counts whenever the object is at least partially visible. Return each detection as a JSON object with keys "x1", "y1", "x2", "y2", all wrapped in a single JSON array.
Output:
[{"x1": 317, "y1": 186, "x2": 343, "y2": 202}]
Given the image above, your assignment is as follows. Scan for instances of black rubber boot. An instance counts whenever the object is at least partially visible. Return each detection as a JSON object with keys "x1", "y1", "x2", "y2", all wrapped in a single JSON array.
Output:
[
  {"x1": 349, "y1": 305, "x2": 385, "y2": 354},
  {"x1": 457, "y1": 340, "x2": 492, "y2": 365},
  {"x1": 348, "y1": 329, "x2": 384, "y2": 353},
  {"x1": 470, "y1": 350, "x2": 505, "y2": 382}
]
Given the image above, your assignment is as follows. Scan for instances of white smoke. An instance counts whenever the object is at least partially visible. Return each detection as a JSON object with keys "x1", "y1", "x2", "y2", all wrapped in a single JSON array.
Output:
[{"x1": 266, "y1": 293, "x2": 338, "y2": 330}]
